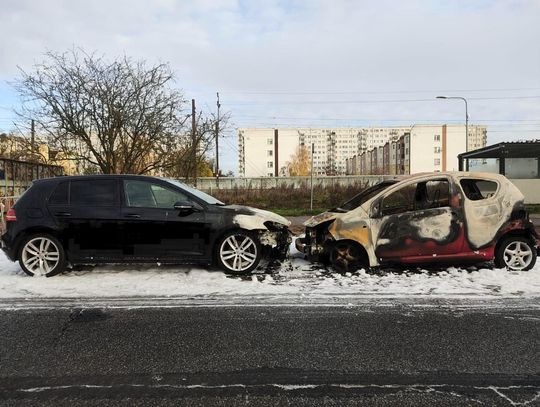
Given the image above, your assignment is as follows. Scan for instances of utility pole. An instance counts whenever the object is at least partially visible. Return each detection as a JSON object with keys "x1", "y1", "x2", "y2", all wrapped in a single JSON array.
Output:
[
  {"x1": 310, "y1": 142, "x2": 314, "y2": 211},
  {"x1": 191, "y1": 99, "x2": 197, "y2": 185},
  {"x1": 30, "y1": 119, "x2": 35, "y2": 162},
  {"x1": 215, "y1": 92, "x2": 220, "y2": 181}
]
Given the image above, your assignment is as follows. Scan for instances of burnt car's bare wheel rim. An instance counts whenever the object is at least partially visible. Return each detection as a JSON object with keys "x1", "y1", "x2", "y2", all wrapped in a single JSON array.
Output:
[
  {"x1": 21, "y1": 237, "x2": 61, "y2": 276},
  {"x1": 219, "y1": 234, "x2": 258, "y2": 272},
  {"x1": 330, "y1": 242, "x2": 362, "y2": 272},
  {"x1": 502, "y1": 241, "x2": 534, "y2": 270}
]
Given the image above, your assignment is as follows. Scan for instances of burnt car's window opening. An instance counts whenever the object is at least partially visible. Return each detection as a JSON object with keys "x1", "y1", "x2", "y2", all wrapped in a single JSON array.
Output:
[
  {"x1": 381, "y1": 179, "x2": 450, "y2": 216},
  {"x1": 71, "y1": 179, "x2": 117, "y2": 207},
  {"x1": 124, "y1": 180, "x2": 189, "y2": 208},
  {"x1": 49, "y1": 181, "x2": 69, "y2": 205},
  {"x1": 336, "y1": 181, "x2": 397, "y2": 212},
  {"x1": 423, "y1": 180, "x2": 450, "y2": 208},
  {"x1": 460, "y1": 179, "x2": 498, "y2": 201},
  {"x1": 381, "y1": 183, "x2": 417, "y2": 216}
]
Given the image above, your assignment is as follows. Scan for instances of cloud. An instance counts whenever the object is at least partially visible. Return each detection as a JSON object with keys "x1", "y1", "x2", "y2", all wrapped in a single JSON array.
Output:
[{"x1": 0, "y1": 0, "x2": 539, "y2": 173}]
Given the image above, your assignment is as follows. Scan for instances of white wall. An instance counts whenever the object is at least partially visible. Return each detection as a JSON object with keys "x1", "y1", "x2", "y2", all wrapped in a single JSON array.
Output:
[
  {"x1": 510, "y1": 179, "x2": 540, "y2": 204},
  {"x1": 409, "y1": 125, "x2": 440, "y2": 173},
  {"x1": 445, "y1": 125, "x2": 467, "y2": 171},
  {"x1": 239, "y1": 128, "x2": 276, "y2": 177},
  {"x1": 276, "y1": 129, "x2": 301, "y2": 175}
]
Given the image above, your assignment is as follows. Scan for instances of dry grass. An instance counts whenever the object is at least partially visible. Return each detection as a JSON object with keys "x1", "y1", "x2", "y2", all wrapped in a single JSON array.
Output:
[{"x1": 206, "y1": 182, "x2": 370, "y2": 211}]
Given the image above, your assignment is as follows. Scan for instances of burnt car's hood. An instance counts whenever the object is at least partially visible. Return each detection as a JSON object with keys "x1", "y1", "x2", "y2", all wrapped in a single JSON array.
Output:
[
  {"x1": 224, "y1": 205, "x2": 291, "y2": 228},
  {"x1": 304, "y1": 211, "x2": 340, "y2": 228}
]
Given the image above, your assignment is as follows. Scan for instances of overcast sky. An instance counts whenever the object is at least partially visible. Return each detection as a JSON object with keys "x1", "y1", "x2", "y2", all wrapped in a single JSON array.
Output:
[{"x1": 1, "y1": 0, "x2": 539, "y2": 174}]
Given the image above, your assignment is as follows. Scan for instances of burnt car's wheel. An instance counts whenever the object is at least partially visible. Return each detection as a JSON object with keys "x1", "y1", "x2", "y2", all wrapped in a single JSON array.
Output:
[
  {"x1": 216, "y1": 230, "x2": 262, "y2": 274},
  {"x1": 495, "y1": 236, "x2": 537, "y2": 271},
  {"x1": 18, "y1": 234, "x2": 66, "y2": 277},
  {"x1": 330, "y1": 241, "x2": 365, "y2": 273}
]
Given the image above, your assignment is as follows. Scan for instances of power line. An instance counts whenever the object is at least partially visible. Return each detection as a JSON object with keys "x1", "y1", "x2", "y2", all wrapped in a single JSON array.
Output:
[
  {"x1": 232, "y1": 115, "x2": 540, "y2": 124},
  {"x1": 225, "y1": 95, "x2": 540, "y2": 106},
  {"x1": 197, "y1": 87, "x2": 540, "y2": 95}
]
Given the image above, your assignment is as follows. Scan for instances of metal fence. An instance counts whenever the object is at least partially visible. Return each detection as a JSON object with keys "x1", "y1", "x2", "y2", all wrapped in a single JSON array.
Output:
[
  {"x1": 0, "y1": 158, "x2": 64, "y2": 197},
  {"x1": 197, "y1": 175, "x2": 395, "y2": 192}
]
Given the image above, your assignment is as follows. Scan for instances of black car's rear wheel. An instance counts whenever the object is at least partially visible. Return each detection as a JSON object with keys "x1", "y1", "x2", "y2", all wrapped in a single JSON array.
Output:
[
  {"x1": 216, "y1": 230, "x2": 261, "y2": 274},
  {"x1": 18, "y1": 234, "x2": 66, "y2": 277},
  {"x1": 494, "y1": 236, "x2": 536, "y2": 271}
]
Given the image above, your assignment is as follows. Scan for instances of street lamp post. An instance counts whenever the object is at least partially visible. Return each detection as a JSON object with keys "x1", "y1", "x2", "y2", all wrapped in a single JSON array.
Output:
[{"x1": 436, "y1": 96, "x2": 469, "y2": 170}]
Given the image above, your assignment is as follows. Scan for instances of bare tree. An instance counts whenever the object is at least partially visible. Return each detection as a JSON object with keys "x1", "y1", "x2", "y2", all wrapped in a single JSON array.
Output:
[
  {"x1": 0, "y1": 132, "x2": 50, "y2": 163},
  {"x1": 14, "y1": 49, "x2": 188, "y2": 174},
  {"x1": 162, "y1": 111, "x2": 230, "y2": 181}
]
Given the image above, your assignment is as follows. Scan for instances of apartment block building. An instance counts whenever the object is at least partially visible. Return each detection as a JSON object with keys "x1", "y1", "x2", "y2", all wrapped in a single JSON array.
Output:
[
  {"x1": 238, "y1": 125, "x2": 487, "y2": 177},
  {"x1": 346, "y1": 124, "x2": 487, "y2": 175}
]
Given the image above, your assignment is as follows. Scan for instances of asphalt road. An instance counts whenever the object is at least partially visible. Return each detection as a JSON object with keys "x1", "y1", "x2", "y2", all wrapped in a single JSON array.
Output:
[{"x1": 1, "y1": 304, "x2": 539, "y2": 406}]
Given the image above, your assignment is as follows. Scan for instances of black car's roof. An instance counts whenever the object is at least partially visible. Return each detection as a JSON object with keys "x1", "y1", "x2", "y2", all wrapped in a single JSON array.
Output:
[{"x1": 33, "y1": 174, "x2": 169, "y2": 184}]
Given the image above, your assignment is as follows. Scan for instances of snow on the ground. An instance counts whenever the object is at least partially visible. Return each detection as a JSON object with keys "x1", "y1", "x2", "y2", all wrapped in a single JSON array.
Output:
[{"x1": 0, "y1": 240, "x2": 539, "y2": 300}]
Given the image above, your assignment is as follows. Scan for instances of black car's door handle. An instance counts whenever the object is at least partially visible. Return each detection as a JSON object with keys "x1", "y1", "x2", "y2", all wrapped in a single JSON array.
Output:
[
  {"x1": 54, "y1": 212, "x2": 71, "y2": 217},
  {"x1": 124, "y1": 214, "x2": 141, "y2": 219}
]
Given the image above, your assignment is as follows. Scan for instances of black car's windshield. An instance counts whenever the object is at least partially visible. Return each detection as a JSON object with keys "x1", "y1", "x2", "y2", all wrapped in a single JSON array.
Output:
[
  {"x1": 166, "y1": 179, "x2": 225, "y2": 205},
  {"x1": 331, "y1": 180, "x2": 398, "y2": 212}
]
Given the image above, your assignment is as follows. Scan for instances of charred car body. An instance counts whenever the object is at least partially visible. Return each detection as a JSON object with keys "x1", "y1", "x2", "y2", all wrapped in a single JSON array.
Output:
[
  {"x1": 297, "y1": 172, "x2": 538, "y2": 271},
  {"x1": 1, "y1": 175, "x2": 291, "y2": 277}
]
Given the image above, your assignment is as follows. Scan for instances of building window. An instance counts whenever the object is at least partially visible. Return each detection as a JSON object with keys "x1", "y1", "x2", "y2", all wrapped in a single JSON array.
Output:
[
  {"x1": 434, "y1": 147, "x2": 441, "y2": 153},
  {"x1": 267, "y1": 161, "x2": 273, "y2": 168},
  {"x1": 267, "y1": 138, "x2": 273, "y2": 145},
  {"x1": 267, "y1": 173, "x2": 273, "y2": 177},
  {"x1": 434, "y1": 135, "x2": 441, "y2": 141},
  {"x1": 267, "y1": 150, "x2": 273, "y2": 156},
  {"x1": 434, "y1": 158, "x2": 441, "y2": 166}
]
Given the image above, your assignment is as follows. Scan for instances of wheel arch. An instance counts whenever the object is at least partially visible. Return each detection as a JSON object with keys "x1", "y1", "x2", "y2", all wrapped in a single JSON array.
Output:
[
  {"x1": 14, "y1": 227, "x2": 64, "y2": 259},
  {"x1": 495, "y1": 229, "x2": 537, "y2": 256},
  {"x1": 329, "y1": 238, "x2": 371, "y2": 267}
]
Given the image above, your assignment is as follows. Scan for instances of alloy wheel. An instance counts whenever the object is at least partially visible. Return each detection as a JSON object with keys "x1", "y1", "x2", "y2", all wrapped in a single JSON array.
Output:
[
  {"x1": 21, "y1": 237, "x2": 61, "y2": 276},
  {"x1": 503, "y1": 241, "x2": 533, "y2": 271},
  {"x1": 219, "y1": 234, "x2": 258, "y2": 272}
]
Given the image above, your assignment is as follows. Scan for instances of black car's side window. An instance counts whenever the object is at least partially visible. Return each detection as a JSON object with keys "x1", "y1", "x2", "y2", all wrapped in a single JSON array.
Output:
[
  {"x1": 124, "y1": 180, "x2": 189, "y2": 208},
  {"x1": 70, "y1": 179, "x2": 118, "y2": 207},
  {"x1": 49, "y1": 181, "x2": 69, "y2": 205}
]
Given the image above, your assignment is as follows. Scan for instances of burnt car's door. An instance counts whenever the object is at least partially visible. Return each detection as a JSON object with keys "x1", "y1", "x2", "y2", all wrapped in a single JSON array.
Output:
[
  {"x1": 48, "y1": 178, "x2": 123, "y2": 261},
  {"x1": 120, "y1": 179, "x2": 209, "y2": 260},
  {"x1": 373, "y1": 177, "x2": 465, "y2": 264}
]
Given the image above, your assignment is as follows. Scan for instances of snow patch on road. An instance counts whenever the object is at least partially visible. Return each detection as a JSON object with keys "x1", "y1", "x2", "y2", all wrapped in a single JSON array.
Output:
[{"x1": 0, "y1": 240, "x2": 539, "y2": 300}]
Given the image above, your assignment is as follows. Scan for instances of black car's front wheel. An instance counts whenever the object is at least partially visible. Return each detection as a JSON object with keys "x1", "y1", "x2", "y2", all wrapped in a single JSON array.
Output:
[
  {"x1": 18, "y1": 234, "x2": 67, "y2": 277},
  {"x1": 216, "y1": 230, "x2": 262, "y2": 274}
]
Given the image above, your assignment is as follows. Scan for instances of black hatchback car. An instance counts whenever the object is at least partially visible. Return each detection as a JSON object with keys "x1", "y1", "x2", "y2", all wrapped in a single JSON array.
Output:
[{"x1": 1, "y1": 175, "x2": 291, "y2": 277}]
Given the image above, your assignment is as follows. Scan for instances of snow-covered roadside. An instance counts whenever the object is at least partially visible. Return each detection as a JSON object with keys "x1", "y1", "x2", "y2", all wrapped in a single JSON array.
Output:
[{"x1": 0, "y1": 240, "x2": 539, "y2": 301}]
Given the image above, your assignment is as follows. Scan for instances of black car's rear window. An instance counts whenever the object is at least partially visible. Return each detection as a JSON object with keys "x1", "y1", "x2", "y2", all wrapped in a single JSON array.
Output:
[{"x1": 70, "y1": 179, "x2": 118, "y2": 207}]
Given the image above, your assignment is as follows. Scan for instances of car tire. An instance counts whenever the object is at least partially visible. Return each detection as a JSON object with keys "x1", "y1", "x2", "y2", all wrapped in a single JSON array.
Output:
[
  {"x1": 330, "y1": 241, "x2": 366, "y2": 273},
  {"x1": 215, "y1": 230, "x2": 262, "y2": 274},
  {"x1": 18, "y1": 234, "x2": 67, "y2": 277},
  {"x1": 494, "y1": 236, "x2": 537, "y2": 271}
]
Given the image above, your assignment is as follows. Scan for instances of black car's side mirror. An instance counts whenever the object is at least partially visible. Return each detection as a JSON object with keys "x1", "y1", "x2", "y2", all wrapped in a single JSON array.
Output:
[{"x1": 173, "y1": 201, "x2": 201, "y2": 213}]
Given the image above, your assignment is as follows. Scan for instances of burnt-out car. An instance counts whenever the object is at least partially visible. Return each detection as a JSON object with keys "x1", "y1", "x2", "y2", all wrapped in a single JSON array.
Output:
[
  {"x1": 1, "y1": 175, "x2": 291, "y2": 277},
  {"x1": 296, "y1": 172, "x2": 538, "y2": 272}
]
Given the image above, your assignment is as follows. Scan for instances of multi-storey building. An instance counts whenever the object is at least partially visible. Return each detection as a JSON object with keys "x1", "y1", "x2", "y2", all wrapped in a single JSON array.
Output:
[
  {"x1": 238, "y1": 125, "x2": 487, "y2": 177},
  {"x1": 346, "y1": 124, "x2": 486, "y2": 175}
]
